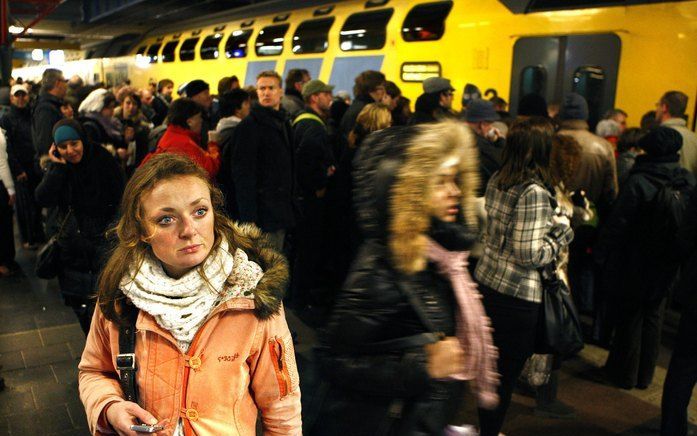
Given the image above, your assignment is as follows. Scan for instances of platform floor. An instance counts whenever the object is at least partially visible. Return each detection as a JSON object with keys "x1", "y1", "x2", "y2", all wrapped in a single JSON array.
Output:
[{"x1": 1, "y1": 245, "x2": 696, "y2": 436}]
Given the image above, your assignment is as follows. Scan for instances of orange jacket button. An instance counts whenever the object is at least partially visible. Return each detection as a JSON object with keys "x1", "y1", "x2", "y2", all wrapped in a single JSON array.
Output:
[
  {"x1": 186, "y1": 408, "x2": 199, "y2": 421},
  {"x1": 189, "y1": 356, "x2": 202, "y2": 370}
]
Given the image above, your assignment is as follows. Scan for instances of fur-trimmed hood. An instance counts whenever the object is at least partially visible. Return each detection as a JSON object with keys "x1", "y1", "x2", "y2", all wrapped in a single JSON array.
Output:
[
  {"x1": 228, "y1": 222, "x2": 288, "y2": 320},
  {"x1": 353, "y1": 120, "x2": 480, "y2": 274}
]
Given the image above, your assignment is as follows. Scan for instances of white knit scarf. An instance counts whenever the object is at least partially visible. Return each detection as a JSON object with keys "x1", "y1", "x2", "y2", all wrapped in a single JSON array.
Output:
[{"x1": 120, "y1": 239, "x2": 263, "y2": 351}]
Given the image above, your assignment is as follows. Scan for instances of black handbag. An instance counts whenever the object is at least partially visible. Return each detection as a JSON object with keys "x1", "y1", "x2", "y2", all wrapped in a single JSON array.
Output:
[
  {"x1": 535, "y1": 263, "x2": 584, "y2": 357},
  {"x1": 35, "y1": 209, "x2": 72, "y2": 280}
]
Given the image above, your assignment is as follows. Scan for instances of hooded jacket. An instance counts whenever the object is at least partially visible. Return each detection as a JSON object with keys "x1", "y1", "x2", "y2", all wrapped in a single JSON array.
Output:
[
  {"x1": 78, "y1": 224, "x2": 302, "y2": 436},
  {"x1": 0, "y1": 104, "x2": 35, "y2": 177},
  {"x1": 35, "y1": 136, "x2": 124, "y2": 275},
  {"x1": 316, "y1": 121, "x2": 490, "y2": 434}
]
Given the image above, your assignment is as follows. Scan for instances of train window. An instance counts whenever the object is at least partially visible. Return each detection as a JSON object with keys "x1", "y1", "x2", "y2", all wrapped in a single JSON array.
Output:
[
  {"x1": 340, "y1": 9, "x2": 393, "y2": 51},
  {"x1": 292, "y1": 17, "x2": 334, "y2": 54},
  {"x1": 519, "y1": 65, "x2": 546, "y2": 101},
  {"x1": 402, "y1": 1, "x2": 452, "y2": 42},
  {"x1": 179, "y1": 37, "x2": 199, "y2": 61},
  {"x1": 146, "y1": 43, "x2": 161, "y2": 63},
  {"x1": 201, "y1": 33, "x2": 224, "y2": 60},
  {"x1": 136, "y1": 45, "x2": 147, "y2": 55},
  {"x1": 256, "y1": 24, "x2": 289, "y2": 56},
  {"x1": 161, "y1": 41, "x2": 179, "y2": 63},
  {"x1": 573, "y1": 65, "x2": 605, "y2": 127},
  {"x1": 225, "y1": 29, "x2": 253, "y2": 58}
]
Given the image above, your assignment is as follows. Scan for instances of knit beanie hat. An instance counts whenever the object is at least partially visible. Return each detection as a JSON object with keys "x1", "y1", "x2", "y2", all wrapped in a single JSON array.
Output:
[
  {"x1": 184, "y1": 80, "x2": 210, "y2": 98},
  {"x1": 559, "y1": 93, "x2": 589, "y2": 121},
  {"x1": 462, "y1": 83, "x2": 481, "y2": 107},
  {"x1": 638, "y1": 126, "x2": 683, "y2": 157},
  {"x1": 517, "y1": 93, "x2": 548, "y2": 117},
  {"x1": 53, "y1": 124, "x2": 81, "y2": 146}
]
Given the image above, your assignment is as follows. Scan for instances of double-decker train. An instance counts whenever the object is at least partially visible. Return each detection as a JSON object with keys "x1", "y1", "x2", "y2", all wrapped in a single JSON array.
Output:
[{"x1": 14, "y1": 0, "x2": 697, "y2": 127}]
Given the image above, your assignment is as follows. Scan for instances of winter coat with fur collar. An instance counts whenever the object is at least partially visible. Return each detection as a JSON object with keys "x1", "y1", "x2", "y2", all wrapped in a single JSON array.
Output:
[{"x1": 78, "y1": 225, "x2": 302, "y2": 435}]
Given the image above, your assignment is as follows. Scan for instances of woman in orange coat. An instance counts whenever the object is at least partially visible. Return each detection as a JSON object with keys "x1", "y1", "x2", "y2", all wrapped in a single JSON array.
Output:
[
  {"x1": 141, "y1": 98, "x2": 221, "y2": 178},
  {"x1": 78, "y1": 153, "x2": 301, "y2": 435}
]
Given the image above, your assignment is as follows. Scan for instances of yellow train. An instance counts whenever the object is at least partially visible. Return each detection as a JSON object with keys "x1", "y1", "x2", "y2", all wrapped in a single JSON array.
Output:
[{"x1": 14, "y1": 0, "x2": 697, "y2": 128}]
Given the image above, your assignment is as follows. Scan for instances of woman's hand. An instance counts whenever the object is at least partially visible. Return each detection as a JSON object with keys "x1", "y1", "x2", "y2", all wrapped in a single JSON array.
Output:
[
  {"x1": 105, "y1": 401, "x2": 165, "y2": 435},
  {"x1": 47, "y1": 144, "x2": 66, "y2": 165},
  {"x1": 425, "y1": 337, "x2": 465, "y2": 379}
]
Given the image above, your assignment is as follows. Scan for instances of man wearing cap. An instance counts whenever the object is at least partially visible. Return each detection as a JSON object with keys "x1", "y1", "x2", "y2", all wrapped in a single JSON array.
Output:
[
  {"x1": 32, "y1": 68, "x2": 67, "y2": 160},
  {"x1": 291, "y1": 79, "x2": 336, "y2": 311},
  {"x1": 184, "y1": 79, "x2": 214, "y2": 147},
  {"x1": 409, "y1": 76, "x2": 455, "y2": 125},
  {"x1": 465, "y1": 99, "x2": 505, "y2": 194},
  {"x1": 230, "y1": 70, "x2": 294, "y2": 251},
  {"x1": 0, "y1": 85, "x2": 45, "y2": 249}
]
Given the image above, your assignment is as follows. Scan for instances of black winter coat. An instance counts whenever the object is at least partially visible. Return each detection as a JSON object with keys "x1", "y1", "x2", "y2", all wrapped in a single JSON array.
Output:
[
  {"x1": 32, "y1": 93, "x2": 63, "y2": 157},
  {"x1": 151, "y1": 94, "x2": 169, "y2": 127},
  {"x1": 293, "y1": 109, "x2": 335, "y2": 197},
  {"x1": 336, "y1": 95, "x2": 376, "y2": 158},
  {"x1": 0, "y1": 105, "x2": 35, "y2": 177},
  {"x1": 595, "y1": 156, "x2": 696, "y2": 301},
  {"x1": 315, "y1": 239, "x2": 463, "y2": 435},
  {"x1": 476, "y1": 134, "x2": 504, "y2": 197},
  {"x1": 35, "y1": 142, "x2": 124, "y2": 279},
  {"x1": 231, "y1": 104, "x2": 295, "y2": 231}
]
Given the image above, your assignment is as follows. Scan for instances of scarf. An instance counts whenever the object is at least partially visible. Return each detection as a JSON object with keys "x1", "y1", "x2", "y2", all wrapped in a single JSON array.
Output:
[
  {"x1": 426, "y1": 238, "x2": 499, "y2": 409},
  {"x1": 120, "y1": 239, "x2": 263, "y2": 351}
]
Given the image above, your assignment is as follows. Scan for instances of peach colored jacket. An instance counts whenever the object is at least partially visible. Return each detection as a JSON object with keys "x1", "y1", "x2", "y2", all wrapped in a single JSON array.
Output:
[{"x1": 79, "y1": 301, "x2": 301, "y2": 435}]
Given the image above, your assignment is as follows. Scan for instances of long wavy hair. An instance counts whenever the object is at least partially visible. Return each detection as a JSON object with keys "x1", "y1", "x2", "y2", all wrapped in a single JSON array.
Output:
[
  {"x1": 97, "y1": 153, "x2": 252, "y2": 323},
  {"x1": 496, "y1": 116, "x2": 555, "y2": 190}
]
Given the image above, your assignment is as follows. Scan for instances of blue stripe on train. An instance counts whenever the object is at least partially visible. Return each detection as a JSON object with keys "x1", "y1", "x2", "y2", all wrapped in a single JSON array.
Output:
[
  {"x1": 329, "y1": 55, "x2": 385, "y2": 96},
  {"x1": 244, "y1": 60, "x2": 278, "y2": 86},
  {"x1": 283, "y1": 59, "x2": 323, "y2": 82}
]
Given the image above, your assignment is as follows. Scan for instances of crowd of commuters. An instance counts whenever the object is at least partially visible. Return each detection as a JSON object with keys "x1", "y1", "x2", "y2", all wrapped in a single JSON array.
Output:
[{"x1": 1, "y1": 65, "x2": 697, "y2": 436}]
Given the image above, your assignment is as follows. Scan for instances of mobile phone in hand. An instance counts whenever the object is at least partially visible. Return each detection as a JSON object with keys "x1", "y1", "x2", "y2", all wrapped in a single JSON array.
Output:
[{"x1": 130, "y1": 423, "x2": 164, "y2": 433}]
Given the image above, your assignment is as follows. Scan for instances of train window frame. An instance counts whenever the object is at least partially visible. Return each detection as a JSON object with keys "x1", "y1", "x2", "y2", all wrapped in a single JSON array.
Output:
[
  {"x1": 179, "y1": 37, "x2": 200, "y2": 62},
  {"x1": 146, "y1": 43, "x2": 162, "y2": 63},
  {"x1": 401, "y1": 1, "x2": 453, "y2": 42},
  {"x1": 225, "y1": 29, "x2": 253, "y2": 59},
  {"x1": 255, "y1": 23, "x2": 290, "y2": 56},
  {"x1": 135, "y1": 45, "x2": 147, "y2": 55},
  {"x1": 200, "y1": 33, "x2": 224, "y2": 60},
  {"x1": 340, "y1": 8, "x2": 394, "y2": 52},
  {"x1": 400, "y1": 62, "x2": 442, "y2": 82},
  {"x1": 292, "y1": 17, "x2": 335, "y2": 54},
  {"x1": 161, "y1": 40, "x2": 179, "y2": 63},
  {"x1": 518, "y1": 65, "x2": 547, "y2": 102},
  {"x1": 573, "y1": 65, "x2": 606, "y2": 128}
]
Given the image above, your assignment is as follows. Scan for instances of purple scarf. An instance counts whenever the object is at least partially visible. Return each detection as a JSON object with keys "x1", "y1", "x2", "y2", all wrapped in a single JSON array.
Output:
[{"x1": 426, "y1": 238, "x2": 499, "y2": 409}]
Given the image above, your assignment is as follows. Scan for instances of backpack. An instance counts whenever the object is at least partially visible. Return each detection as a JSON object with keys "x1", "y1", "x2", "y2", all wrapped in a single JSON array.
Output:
[{"x1": 645, "y1": 172, "x2": 693, "y2": 261}]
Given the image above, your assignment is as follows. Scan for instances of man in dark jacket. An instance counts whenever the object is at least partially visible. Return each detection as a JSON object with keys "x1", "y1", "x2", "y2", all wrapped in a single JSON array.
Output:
[
  {"x1": 0, "y1": 85, "x2": 45, "y2": 248},
  {"x1": 281, "y1": 68, "x2": 310, "y2": 117},
  {"x1": 595, "y1": 127, "x2": 696, "y2": 390},
  {"x1": 231, "y1": 70, "x2": 294, "y2": 251},
  {"x1": 32, "y1": 68, "x2": 67, "y2": 160},
  {"x1": 292, "y1": 79, "x2": 336, "y2": 312},
  {"x1": 151, "y1": 79, "x2": 173, "y2": 127},
  {"x1": 336, "y1": 70, "x2": 385, "y2": 159},
  {"x1": 184, "y1": 80, "x2": 214, "y2": 147},
  {"x1": 465, "y1": 99, "x2": 505, "y2": 195}
]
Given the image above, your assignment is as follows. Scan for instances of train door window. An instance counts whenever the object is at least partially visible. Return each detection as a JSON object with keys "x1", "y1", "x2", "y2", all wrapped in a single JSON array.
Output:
[
  {"x1": 225, "y1": 29, "x2": 253, "y2": 58},
  {"x1": 519, "y1": 65, "x2": 547, "y2": 101},
  {"x1": 179, "y1": 37, "x2": 199, "y2": 61},
  {"x1": 256, "y1": 24, "x2": 289, "y2": 56},
  {"x1": 402, "y1": 1, "x2": 453, "y2": 42},
  {"x1": 573, "y1": 65, "x2": 605, "y2": 128},
  {"x1": 146, "y1": 43, "x2": 161, "y2": 63},
  {"x1": 201, "y1": 33, "x2": 224, "y2": 60},
  {"x1": 292, "y1": 17, "x2": 334, "y2": 54},
  {"x1": 161, "y1": 41, "x2": 179, "y2": 63},
  {"x1": 340, "y1": 9, "x2": 394, "y2": 51},
  {"x1": 136, "y1": 45, "x2": 147, "y2": 55}
]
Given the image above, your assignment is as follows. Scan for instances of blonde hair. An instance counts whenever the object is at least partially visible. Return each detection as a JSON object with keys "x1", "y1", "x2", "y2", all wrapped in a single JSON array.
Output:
[{"x1": 349, "y1": 103, "x2": 392, "y2": 147}]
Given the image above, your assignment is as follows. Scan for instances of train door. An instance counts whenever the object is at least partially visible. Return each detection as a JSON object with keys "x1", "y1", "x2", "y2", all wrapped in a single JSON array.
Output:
[{"x1": 509, "y1": 33, "x2": 621, "y2": 128}]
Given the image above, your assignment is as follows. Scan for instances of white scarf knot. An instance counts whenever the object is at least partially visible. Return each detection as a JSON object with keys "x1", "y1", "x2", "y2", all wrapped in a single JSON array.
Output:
[{"x1": 120, "y1": 238, "x2": 262, "y2": 351}]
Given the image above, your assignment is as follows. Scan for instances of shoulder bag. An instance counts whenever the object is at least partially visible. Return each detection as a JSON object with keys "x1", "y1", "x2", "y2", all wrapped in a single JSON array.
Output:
[{"x1": 35, "y1": 208, "x2": 72, "y2": 280}]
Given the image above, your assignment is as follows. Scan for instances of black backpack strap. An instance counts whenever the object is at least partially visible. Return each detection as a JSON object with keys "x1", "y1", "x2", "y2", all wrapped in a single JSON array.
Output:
[{"x1": 116, "y1": 303, "x2": 139, "y2": 403}]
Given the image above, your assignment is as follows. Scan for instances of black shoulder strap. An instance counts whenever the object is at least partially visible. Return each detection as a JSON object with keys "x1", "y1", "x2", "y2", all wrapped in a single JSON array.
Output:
[
  {"x1": 117, "y1": 303, "x2": 139, "y2": 403},
  {"x1": 394, "y1": 279, "x2": 442, "y2": 336}
]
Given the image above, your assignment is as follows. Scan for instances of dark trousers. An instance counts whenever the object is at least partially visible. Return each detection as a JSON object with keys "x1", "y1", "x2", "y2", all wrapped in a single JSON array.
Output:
[
  {"x1": 661, "y1": 309, "x2": 697, "y2": 436},
  {"x1": 14, "y1": 171, "x2": 45, "y2": 245},
  {"x1": 292, "y1": 196, "x2": 329, "y2": 309},
  {"x1": 478, "y1": 286, "x2": 540, "y2": 436},
  {"x1": 0, "y1": 183, "x2": 15, "y2": 266},
  {"x1": 605, "y1": 296, "x2": 665, "y2": 388}
]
